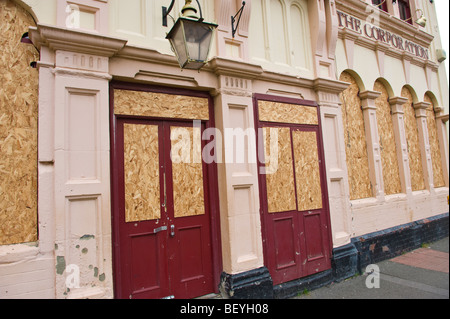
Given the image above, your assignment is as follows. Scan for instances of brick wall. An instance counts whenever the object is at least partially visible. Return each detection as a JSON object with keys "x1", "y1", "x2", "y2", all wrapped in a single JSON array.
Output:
[{"x1": 352, "y1": 213, "x2": 449, "y2": 272}]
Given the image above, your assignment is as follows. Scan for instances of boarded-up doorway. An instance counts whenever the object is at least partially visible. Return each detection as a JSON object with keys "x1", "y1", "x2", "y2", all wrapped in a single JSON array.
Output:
[
  {"x1": 110, "y1": 83, "x2": 221, "y2": 299},
  {"x1": 254, "y1": 94, "x2": 332, "y2": 285}
]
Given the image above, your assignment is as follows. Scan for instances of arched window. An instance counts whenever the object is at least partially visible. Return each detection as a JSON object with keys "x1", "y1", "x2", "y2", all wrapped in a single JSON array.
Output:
[
  {"x1": 424, "y1": 94, "x2": 445, "y2": 188},
  {"x1": 269, "y1": 0, "x2": 288, "y2": 64},
  {"x1": 372, "y1": 0, "x2": 388, "y2": 12},
  {"x1": 398, "y1": 0, "x2": 412, "y2": 24},
  {"x1": 339, "y1": 72, "x2": 372, "y2": 200},
  {"x1": 249, "y1": 0, "x2": 313, "y2": 76},
  {"x1": 290, "y1": 1, "x2": 311, "y2": 71},
  {"x1": 401, "y1": 87, "x2": 425, "y2": 191},
  {"x1": 374, "y1": 80, "x2": 402, "y2": 195}
]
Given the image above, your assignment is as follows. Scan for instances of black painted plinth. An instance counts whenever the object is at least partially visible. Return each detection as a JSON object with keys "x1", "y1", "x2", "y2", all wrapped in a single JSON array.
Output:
[{"x1": 219, "y1": 267, "x2": 274, "y2": 299}]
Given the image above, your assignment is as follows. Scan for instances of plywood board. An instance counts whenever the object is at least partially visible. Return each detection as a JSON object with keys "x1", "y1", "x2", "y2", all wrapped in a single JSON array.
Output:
[
  {"x1": 374, "y1": 81, "x2": 402, "y2": 195},
  {"x1": 339, "y1": 72, "x2": 372, "y2": 200},
  {"x1": 263, "y1": 127, "x2": 297, "y2": 213},
  {"x1": 292, "y1": 130, "x2": 323, "y2": 212},
  {"x1": 124, "y1": 124, "x2": 161, "y2": 223},
  {"x1": 401, "y1": 87, "x2": 425, "y2": 191},
  {"x1": 0, "y1": 0, "x2": 39, "y2": 245},
  {"x1": 171, "y1": 126, "x2": 205, "y2": 218},
  {"x1": 114, "y1": 89, "x2": 209, "y2": 120},
  {"x1": 424, "y1": 94, "x2": 445, "y2": 188},
  {"x1": 258, "y1": 101, "x2": 318, "y2": 125}
]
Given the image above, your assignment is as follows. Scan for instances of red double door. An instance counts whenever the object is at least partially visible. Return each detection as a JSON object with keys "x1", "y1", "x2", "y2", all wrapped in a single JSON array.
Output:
[
  {"x1": 256, "y1": 96, "x2": 333, "y2": 286},
  {"x1": 112, "y1": 119, "x2": 216, "y2": 299}
]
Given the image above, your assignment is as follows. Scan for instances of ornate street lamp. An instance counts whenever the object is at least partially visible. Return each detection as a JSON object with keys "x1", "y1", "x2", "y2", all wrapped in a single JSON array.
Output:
[{"x1": 163, "y1": 0, "x2": 218, "y2": 70}]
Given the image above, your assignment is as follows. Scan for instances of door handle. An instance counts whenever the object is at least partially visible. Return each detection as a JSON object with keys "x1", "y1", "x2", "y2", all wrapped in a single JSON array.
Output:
[
  {"x1": 170, "y1": 225, "x2": 175, "y2": 237},
  {"x1": 154, "y1": 226, "x2": 168, "y2": 234}
]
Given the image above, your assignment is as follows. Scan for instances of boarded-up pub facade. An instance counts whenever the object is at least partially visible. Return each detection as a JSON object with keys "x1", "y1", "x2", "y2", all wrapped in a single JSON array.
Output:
[{"x1": 0, "y1": 0, "x2": 448, "y2": 299}]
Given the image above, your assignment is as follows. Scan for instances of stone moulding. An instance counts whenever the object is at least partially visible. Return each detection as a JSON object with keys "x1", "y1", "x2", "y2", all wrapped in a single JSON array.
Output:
[{"x1": 29, "y1": 23, "x2": 127, "y2": 57}]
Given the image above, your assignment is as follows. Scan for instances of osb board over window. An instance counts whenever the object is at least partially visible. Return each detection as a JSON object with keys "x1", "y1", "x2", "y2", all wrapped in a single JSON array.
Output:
[
  {"x1": 339, "y1": 72, "x2": 372, "y2": 200},
  {"x1": 374, "y1": 81, "x2": 402, "y2": 195},
  {"x1": 258, "y1": 101, "x2": 319, "y2": 125},
  {"x1": 424, "y1": 94, "x2": 445, "y2": 188},
  {"x1": 124, "y1": 124, "x2": 161, "y2": 223},
  {"x1": 0, "y1": 0, "x2": 39, "y2": 245},
  {"x1": 292, "y1": 130, "x2": 323, "y2": 211},
  {"x1": 114, "y1": 89, "x2": 209, "y2": 121},
  {"x1": 171, "y1": 126, "x2": 205, "y2": 218},
  {"x1": 263, "y1": 127, "x2": 297, "y2": 213},
  {"x1": 401, "y1": 87, "x2": 425, "y2": 191}
]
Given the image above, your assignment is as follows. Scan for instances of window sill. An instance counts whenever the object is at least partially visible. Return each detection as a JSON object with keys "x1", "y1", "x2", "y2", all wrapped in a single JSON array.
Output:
[{"x1": 0, "y1": 242, "x2": 39, "y2": 264}]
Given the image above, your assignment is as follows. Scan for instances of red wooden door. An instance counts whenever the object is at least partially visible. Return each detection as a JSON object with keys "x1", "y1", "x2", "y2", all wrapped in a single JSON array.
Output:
[
  {"x1": 113, "y1": 119, "x2": 215, "y2": 299},
  {"x1": 256, "y1": 97, "x2": 332, "y2": 286}
]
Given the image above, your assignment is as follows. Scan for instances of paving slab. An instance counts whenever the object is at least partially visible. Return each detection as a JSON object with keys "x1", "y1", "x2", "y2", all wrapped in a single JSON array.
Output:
[{"x1": 294, "y1": 237, "x2": 449, "y2": 299}]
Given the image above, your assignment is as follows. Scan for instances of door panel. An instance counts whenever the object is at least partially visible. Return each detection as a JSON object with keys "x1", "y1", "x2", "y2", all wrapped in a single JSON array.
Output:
[
  {"x1": 273, "y1": 216, "x2": 297, "y2": 269},
  {"x1": 130, "y1": 233, "x2": 164, "y2": 295},
  {"x1": 303, "y1": 213, "x2": 324, "y2": 259},
  {"x1": 264, "y1": 211, "x2": 303, "y2": 284},
  {"x1": 169, "y1": 216, "x2": 214, "y2": 299},
  {"x1": 178, "y1": 225, "x2": 204, "y2": 282},
  {"x1": 302, "y1": 210, "x2": 330, "y2": 276}
]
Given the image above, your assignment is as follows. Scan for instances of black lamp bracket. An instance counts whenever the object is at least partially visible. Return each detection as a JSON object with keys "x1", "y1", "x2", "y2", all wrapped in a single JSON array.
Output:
[
  {"x1": 163, "y1": 0, "x2": 204, "y2": 27},
  {"x1": 162, "y1": 0, "x2": 175, "y2": 27},
  {"x1": 231, "y1": 1, "x2": 246, "y2": 38}
]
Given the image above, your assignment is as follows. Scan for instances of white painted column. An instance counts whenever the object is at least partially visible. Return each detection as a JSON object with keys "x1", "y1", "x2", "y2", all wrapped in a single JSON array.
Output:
[
  {"x1": 414, "y1": 102, "x2": 434, "y2": 191},
  {"x1": 53, "y1": 58, "x2": 113, "y2": 299},
  {"x1": 210, "y1": 1, "x2": 264, "y2": 277},
  {"x1": 360, "y1": 90, "x2": 384, "y2": 200},
  {"x1": 389, "y1": 96, "x2": 412, "y2": 195},
  {"x1": 30, "y1": 24, "x2": 127, "y2": 299},
  {"x1": 315, "y1": 78, "x2": 354, "y2": 247},
  {"x1": 213, "y1": 74, "x2": 264, "y2": 275},
  {"x1": 435, "y1": 111, "x2": 449, "y2": 187}
]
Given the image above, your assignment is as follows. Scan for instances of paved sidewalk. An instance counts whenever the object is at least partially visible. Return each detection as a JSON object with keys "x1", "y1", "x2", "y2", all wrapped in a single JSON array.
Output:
[
  {"x1": 391, "y1": 247, "x2": 448, "y2": 274},
  {"x1": 294, "y1": 237, "x2": 449, "y2": 299}
]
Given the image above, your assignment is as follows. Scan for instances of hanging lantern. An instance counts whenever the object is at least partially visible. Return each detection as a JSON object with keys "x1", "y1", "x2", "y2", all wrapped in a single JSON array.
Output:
[{"x1": 164, "y1": 0, "x2": 217, "y2": 70}]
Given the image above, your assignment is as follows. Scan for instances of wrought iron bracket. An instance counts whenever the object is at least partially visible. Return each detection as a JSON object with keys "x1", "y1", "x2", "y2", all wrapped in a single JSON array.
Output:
[
  {"x1": 162, "y1": 0, "x2": 176, "y2": 27},
  {"x1": 231, "y1": 1, "x2": 246, "y2": 38}
]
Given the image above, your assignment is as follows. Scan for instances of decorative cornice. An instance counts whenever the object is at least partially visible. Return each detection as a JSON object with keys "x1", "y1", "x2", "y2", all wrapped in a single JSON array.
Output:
[
  {"x1": 115, "y1": 45, "x2": 179, "y2": 66},
  {"x1": 51, "y1": 67, "x2": 113, "y2": 80},
  {"x1": 337, "y1": 28, "x2": 438, "y2": 70},
  {"x1": 335, "y1": 0, "x2": 439, "y2": 70},
  {"x1": 313, "y1": 77, "x2": 350, "y2": 94},
  {"x1": 436, "y1": 114, "x2": 449, "y2": 123},
  {"x1": 29, "y1": 23, "x2": 127, "y2": 57},
  {"x1": 207, "y1": 57, "x2": 263, "y2": 79},
  {"x1": 259, "y1": 71, "x2": 315, "y2": 88},
  {"x1": 389, "y1": 96, "x2": 409, "y2": 105},
  {"x1": 359, "y1": 90, "x2": 382, "y2": 101},
  {"x1": 414, "y1": 101, "x2": 431, "y2": 110},
  {"x1": 335, "y1": 0, "x2": 434, "y2": 48},
  {"x1": 389, "y1": 96, "x2": 408, "y2": 114},
  {"x1": 414, "y1": 101, "x2": 431, "y2": 118},
  {"x1": 134, "y1": 70, "x2": 199, "y2": 88}
]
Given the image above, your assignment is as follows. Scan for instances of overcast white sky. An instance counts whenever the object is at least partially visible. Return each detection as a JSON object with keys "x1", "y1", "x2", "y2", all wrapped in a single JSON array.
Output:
[{"x1": 435, "y1": 0, "x2": 449, "y2": 81}]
